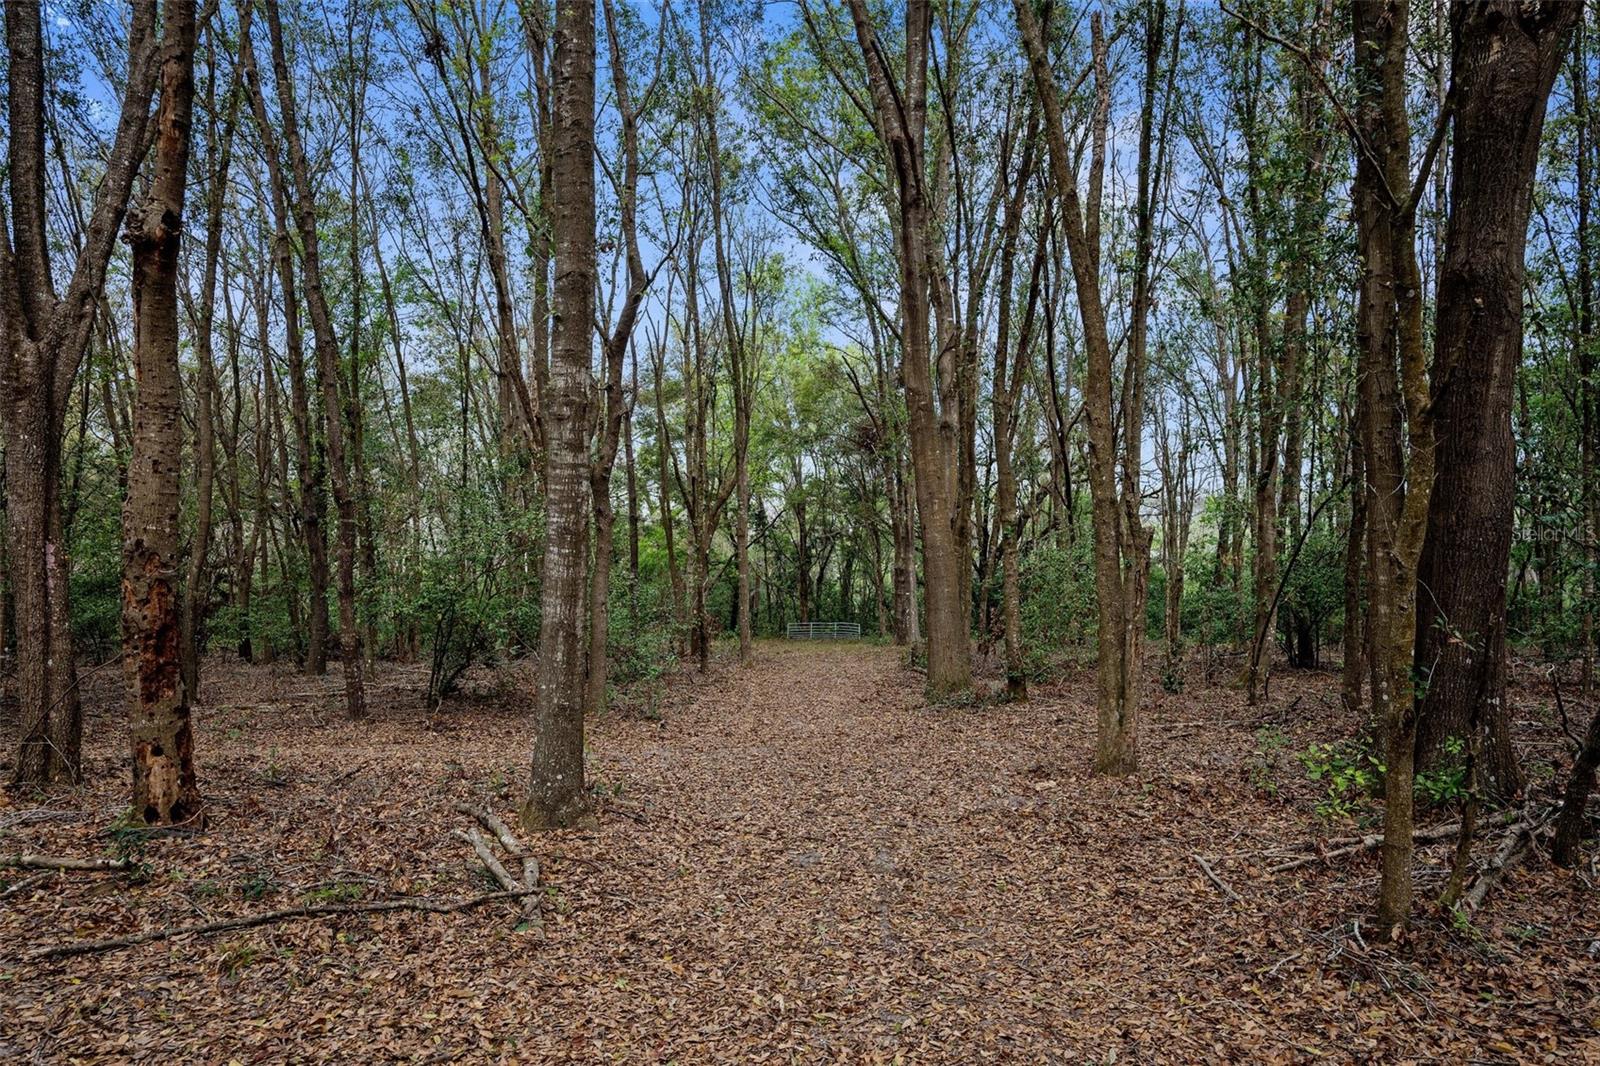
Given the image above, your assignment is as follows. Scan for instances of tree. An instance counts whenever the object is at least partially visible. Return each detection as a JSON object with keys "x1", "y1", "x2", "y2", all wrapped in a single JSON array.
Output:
[
  {"x1": 584, "y1": 0, "x2": 661, "y2": 715},
  {"x1": 1413, "y1": 0, "x2": 1578, "y2": 799},
  {"x1": 839, "y1": 0, "x2": 972, "y2": 697},
  {"x1": 238, "y1": 0, "x2": 330, "y2": 677},
  {"x1": 180, "y1": 29, "x2": 240, "y2": 705},
  {"x1": 261, "y1": 0, "x2": 367, "y2": 721},
  {"x1": 524, "y1": 0, "x2": 597, "y2": 832},
  {"x1": 698, "y1": 0, "x2": 756, "y2": 666},
  {"x1": 2, "y1": 1, "x2": 163, "y2": 784},
  {"x1": 1018, "y1": 0, "x2": 1173, "y2": 774},
  {"x1": 1348, "y1": 0, "x2": 1442, "y2": 936},
  {"x1": 991, "y1": 111, "x2": 1042, "y2": 700},
  {"x1": 123, "y1": 0, "x2": 202, "y2": 826}
]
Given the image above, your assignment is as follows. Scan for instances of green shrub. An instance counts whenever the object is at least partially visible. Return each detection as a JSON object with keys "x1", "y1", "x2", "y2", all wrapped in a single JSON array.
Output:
[{"x1": 1300, "y1": 739, "x2": 1385, "y2": 819}]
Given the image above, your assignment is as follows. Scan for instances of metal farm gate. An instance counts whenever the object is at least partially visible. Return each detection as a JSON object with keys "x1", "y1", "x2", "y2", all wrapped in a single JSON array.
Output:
[{"x1": 785, "y1": 621, "x2": 862, "y2": 640}]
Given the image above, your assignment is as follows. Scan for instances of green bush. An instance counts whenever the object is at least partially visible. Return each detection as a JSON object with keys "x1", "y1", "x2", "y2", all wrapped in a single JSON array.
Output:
[{"x1": 1020, "y1": 537, "x2": 1097, "y2": 654}]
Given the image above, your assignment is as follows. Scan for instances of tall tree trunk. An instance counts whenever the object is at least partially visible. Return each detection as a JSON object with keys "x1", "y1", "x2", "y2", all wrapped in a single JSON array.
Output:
[
  {"x1": 625, "y1": 356, "x2": 640, "y2": 629},
  {"x1": 1019, "y1": 0, "x2": 1166, "y2": 773},
  {"x1": 583, "y1": 0, "x2": 653, "y2": 717},
  {"x1": 1243, "y1": 23, "x2": 1280, "y2": 705},
  {"x1": 239, "y1": 7, "x2": 328, "y2": 675},
  {"x1": 3, "y1": 1, "x2": 160, "y2": 785},
  {"x1": 344, "y1": 28, "x2": 379, "y2": 673},
  {"x1": 1341, "y1": 420, "x2": 1367, "y2": 717},
  {"x1": 1159, "y1": 405, "x2": 1195, "y2": 677},
  {"x1": 844, "y1": 0, "x2": 971, "y2": 697},
  {"x1": 696, "y1": 0, "x2": 755, "y2": 665},
  {"x1": 1577, "y1": 17, "x2": 1597, "y2": 699},
  {"x1": 124, "y1": 0, "x2": 202, "y2": 826},
  {"x1": 262, "y1": 0, "x2": 366, "y2": 719},
  {"x1": 523, "y1": 0, "x2": 596, "y2": 832},
  {"x1": 651, "y1": 339, "x2": 685, "y2": 640},
  {"x1": 180, "y1": 48, "x2": 238, "y2": 706},
  {"x1": 1351, "y1": 0, "x2": 1442, "y2": 936},
  {"x1": 992, "y1": 115, "x2": 1040, "y2": 700},
  {"x1": 1413, "y1": 0, "x2": 1577, "y2": 798}
]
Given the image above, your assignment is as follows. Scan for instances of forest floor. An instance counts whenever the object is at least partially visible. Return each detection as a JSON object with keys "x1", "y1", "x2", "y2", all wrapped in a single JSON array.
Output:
[{"x1": 1, "y1": 641, "x2": 1597, "y2": 1063}]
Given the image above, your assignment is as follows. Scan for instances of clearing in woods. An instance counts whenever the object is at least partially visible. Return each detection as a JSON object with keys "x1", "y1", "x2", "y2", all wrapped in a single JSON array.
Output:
[{"x1": 1, "y1": 642, "x2": 1595, "y2": 1061}]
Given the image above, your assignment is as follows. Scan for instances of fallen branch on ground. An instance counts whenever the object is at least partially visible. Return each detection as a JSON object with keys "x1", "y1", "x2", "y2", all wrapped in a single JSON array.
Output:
[
  {"x1": 453, "y1": 803, "x2": 541, "y2": 927},
  {"x1": 0, "y1": 810, "x2": 89, "y2": 833},
  {"x1": 1, "y1": 872, "x2": 53, "y2": 900},
  {"x1": 1463, "y1": 811, "x2": 1554, "y2": 912},
  {"x1": 1261, "y1": 823, "x2": 1462, "y2": 875},
  {"x1": 1, "y1": 853, "x2": 132, "y2": 872},
  {"x1": 453, "y1": 828, "x2": 519, "y2": 895},
  {"x1": 19, "y1": 888, "x2": 542, "y2": 962},
  {"x1": 1193, "y1": 853, "x2": 1243, "y2": 904}
]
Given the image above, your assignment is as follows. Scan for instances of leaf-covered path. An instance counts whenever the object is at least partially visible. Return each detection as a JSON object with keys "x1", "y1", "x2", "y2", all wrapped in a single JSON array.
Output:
[{"x1": 3, "y1": 642, "x2": 1596, "y2": 1061}]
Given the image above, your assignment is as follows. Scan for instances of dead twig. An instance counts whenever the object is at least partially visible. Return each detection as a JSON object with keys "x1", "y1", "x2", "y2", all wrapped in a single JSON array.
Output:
[
  {"x1": 1, "y1": 871, "x2": 53, "y2": 900},
  {"x1": 1463, "y1": 814, "x2": 1550, "y2": 912},
  {"x1": 18, "y1": 887, "x2": 544, "y2": 963},
  {"x1": 1193, "y1": 853, "x2": 1243, "y2": 904}
]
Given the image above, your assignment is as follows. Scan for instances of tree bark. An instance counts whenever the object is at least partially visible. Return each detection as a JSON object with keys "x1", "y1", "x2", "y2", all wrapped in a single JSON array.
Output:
[
  {"x1": 1414, "y1": 0, "x2": 1577, "y2": 798},
  {"x1": 123, "y1": 0, "x2": 202, "y2": 826},
  {"x1": 1350, "y1": 0, "x2": 1442, "y2": 936},
  {"x1": 843, "y1": 0, "x2": 971, "y2": 698},
  {"x1": 3, "y1": 1, "x2": 161, "y2": 785},
  {"x1": 523, "y1": 0, "x2": 596, "y2": 832}
]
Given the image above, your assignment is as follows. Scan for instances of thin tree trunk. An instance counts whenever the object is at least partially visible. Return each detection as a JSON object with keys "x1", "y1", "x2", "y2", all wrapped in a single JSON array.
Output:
[
  {"x1": 1350, "y1": 0, "x2": 1444, "y2": 936},
  {"x1": 843, "y1": 0, "x2": 971, "y2": 697},
  {"x1": 1341, "y1": 421, "x2": 1367, "y2": 717},
  {"x1": 261, "y1": 0, "x2": 365, "y2": 719},
  {"x1": 3, "y1": 1, "x2": 160, "y2": 785},
  {"x1": 583, "y1": 0, "x2": 655, "y2": 717},
  {"x1": 239, "y1": 9, "x2": 328, "y2": 675},
  {"x1": 1019, "y1": 0, "x2": 1166, "y2": 773},
  {"x1": 124, "y1": 0, "x2": 202, "y2": 825},
  {"x1": 992, "y1": 115, "x2": 1040, "y2": 700},
  {"x1": 180, "y1": 48, "x2": 238, "y2": 706}
]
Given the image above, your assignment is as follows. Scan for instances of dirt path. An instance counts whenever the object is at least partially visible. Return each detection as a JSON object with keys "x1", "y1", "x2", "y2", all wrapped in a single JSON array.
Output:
[{"x1": 3, "y1": 642, "x2": 1595, "y2": 1062}]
